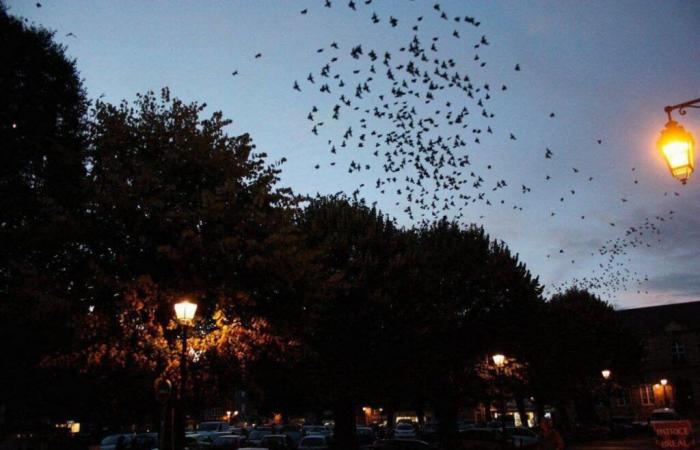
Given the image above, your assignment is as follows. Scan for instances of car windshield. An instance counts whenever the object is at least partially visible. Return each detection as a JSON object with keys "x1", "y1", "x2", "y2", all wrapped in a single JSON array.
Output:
[
  {"x1": 652, "y1": 412, "x2": 678, "y2": 421},
  {"x1": 397, "y1": 425, "x2": 413, "y2": 430},
  {"x1": 301, "y1": 437, "x2": 326, "y2": 447},
  {"x1": 101, "y1": 435, "x2": 126, "y2": 445}
]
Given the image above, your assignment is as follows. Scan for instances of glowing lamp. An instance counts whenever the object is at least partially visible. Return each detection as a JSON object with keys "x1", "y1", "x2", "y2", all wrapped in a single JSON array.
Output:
[
  {"x1": 174, "y1": 299, "x2": 197, "y2": 325},
  {"x1": 660, "y1": 378, "x2": 668, "y2": 386},
  {"x1": 601, "y1": 369, "x2": 611, "y2": 380},
  {"x1": 492, "y1": 354, "x2": 506, "y2": 368},
  {"x1": 658, "y1": 120, "x2": 695, "y2": 184}
]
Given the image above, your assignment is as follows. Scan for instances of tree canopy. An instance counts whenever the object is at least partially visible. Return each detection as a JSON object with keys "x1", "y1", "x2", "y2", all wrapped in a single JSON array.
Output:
[{"x1": 0, "y1": 5, "x2": 88, "y2": 430}]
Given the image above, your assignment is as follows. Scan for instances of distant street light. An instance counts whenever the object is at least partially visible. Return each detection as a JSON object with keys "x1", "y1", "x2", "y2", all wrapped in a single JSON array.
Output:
[
  {"x1": 492, "y1": 354, "x2": 506, "y2": 368},
  {"x1": 660, "y1": 379, "x2": 669, "y2": 407},
  {"x1": 492, "y1": 354, "x2": 507, "y2": 432},
  {"x1": 174, "y1": 299, "x2": 197, "y2": 450},
  {"x1": 658, "y1": 98, "x2": 699, "y2": 184},
  {"x1": 601, "y1": 369, "x2": 611, "y2": 381}
]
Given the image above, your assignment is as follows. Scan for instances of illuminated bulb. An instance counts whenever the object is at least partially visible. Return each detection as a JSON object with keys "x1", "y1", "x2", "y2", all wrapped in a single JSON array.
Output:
[
  {"x1": 174, "y1": 299, "x2": 197, "y2": 325},
  {"x1": 658, "y1": 120, "x2": 695, "y2": 184}
]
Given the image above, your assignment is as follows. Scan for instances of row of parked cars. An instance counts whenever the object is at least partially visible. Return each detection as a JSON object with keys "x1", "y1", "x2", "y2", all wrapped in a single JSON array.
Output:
[{"x1": 101, "y1": 420, "x2": 542, "y2": 450}]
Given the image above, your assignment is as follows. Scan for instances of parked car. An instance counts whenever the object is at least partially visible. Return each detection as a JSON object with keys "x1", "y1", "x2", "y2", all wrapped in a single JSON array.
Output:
[
  {"x1": 190, "y1": 432, "x2": 230, "y2": 448},
  {"x1": 298, "y1": 435, "x2": 330, "y2": 450},
  {"x1": 458, "y1": 428, "x2": 513, "y2": 450},
  {"x1": 303, "y1": 425, "x2": 330, "y2": 436},
  {"x1": 185, "y1": 435, "x2": 204, "y2": 450},
  {"x1": 504, "y1": 427, "x2": 538, "y2": 448},
  {"x1": 609, "y1": 417, "x2": 636, "y2": 437},
  {"x1": 199, "y1": 422, "x2": 232, "y2": 433},
  {"x1": 394, "y1": 423, "x2": 417, "y2": 439},
  {"x1": 100, "y1": 433, "x2": 134, "y2": 450},
  {"x1": 650, "y1": 408, "x2": 680, "y2": 425},
  {"x1": 212, "y1": 434, "x2": 246, "y2": 450},
  {"x1": 132, "y1": 432, "x2": 158, "y2": 450},
  {"x1": 228, "y1": 427, "x2": 248, "y2": 437},
  {"x1": 247, "y1": 428, "x2": 274, "y2": 446},
  {"x1": 259, "y1": 434, "x2": 295, "y2": 450},
  {"x1": 373, "y1": 439, "x2": 431, "y2": 450},
  {"x1": 275, "y1": 425, "x2": 303, "y2": 445}
]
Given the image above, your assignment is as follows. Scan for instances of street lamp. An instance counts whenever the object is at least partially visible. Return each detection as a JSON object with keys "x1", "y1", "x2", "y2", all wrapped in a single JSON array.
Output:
[
  {"x1": 660, "y1": 379, "x2": 669, "y2": 407},
  {"x1": 492, "y1": 354, "x2": 507, "y2": 431},
  {"x1": 174, "y1": 299, "x2": 197, "y2": 450},
  {"x1": 492, "y1": 354, "x2": 506, "y2": 368},
  {"x1": 601, "y1": 370, "x2": 612, "y2": 424},
  {"x1": 658, "y1": 98, "x2": 699, "y2": 184}
]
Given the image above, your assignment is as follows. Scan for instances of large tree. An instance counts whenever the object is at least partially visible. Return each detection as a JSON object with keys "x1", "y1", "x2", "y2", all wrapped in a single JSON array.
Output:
[
  {"x1": 56, "y1": 89, "x2": 305, "y2": 429},
  {"x1": 408, "y1": 220, "x2": 543, "y2": 442},
  {"x1": 262, "y1": 196, "x2": 410, "y2": 450},
  {"x1": 0, "y1": 4, "x2": 88, "y2": 431},
  {"x1": 526, "y1": 288, "x2": 642, "y2": 428}
]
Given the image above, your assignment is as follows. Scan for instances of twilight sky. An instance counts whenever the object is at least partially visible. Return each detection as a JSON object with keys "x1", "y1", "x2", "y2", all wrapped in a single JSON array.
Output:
[{"x1": 8, "y1": 0, "x2": 700, "y2": 309}]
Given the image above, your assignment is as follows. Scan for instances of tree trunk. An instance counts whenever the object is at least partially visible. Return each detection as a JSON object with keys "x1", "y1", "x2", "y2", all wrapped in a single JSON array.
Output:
[
  {"x1": 434, "y1": 386, "x2": 458, "y2": 448},
  {"x1": 415, "y1": 396, "x2": 425, "y2": 428},
  {"x1": 483, "y1": 400, "x2": 493, "y2": 422},
  {"x1": 333, "y1": 398, "x2": 357, "y2": 450},
  {"x1": 385, "y1": 405, "x2": 395, "y2": 438}
]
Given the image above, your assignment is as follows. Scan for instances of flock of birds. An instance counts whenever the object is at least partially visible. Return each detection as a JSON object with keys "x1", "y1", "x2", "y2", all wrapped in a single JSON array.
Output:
[
  {"x1": 285, "y1": 1, "x2": 683, "y2": 300},
  {"x1": 33, "y1": 0, "x2": 686, "y2": 302}
]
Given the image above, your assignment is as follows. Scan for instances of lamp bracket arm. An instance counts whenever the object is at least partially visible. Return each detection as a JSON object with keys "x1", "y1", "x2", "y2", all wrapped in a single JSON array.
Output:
[{"x1": 665, "y1": 98, "x2": 700, "y2": 122}]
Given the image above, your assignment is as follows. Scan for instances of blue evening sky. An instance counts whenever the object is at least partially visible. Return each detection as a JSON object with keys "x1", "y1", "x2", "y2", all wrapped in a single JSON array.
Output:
[{"x1": 8, "y1": 0, "x2": 700, "y2": 308}]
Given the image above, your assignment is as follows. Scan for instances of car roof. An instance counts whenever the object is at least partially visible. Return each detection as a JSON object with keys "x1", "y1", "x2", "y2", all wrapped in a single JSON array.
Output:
[{"x1": 652, "y1": 408, "x2": 676, "y2": 413}]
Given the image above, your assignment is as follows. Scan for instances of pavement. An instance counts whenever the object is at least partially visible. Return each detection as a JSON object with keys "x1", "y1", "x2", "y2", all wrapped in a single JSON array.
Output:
[{"x1": 568, "y1": 436, "x2": 656, "y2": 450}]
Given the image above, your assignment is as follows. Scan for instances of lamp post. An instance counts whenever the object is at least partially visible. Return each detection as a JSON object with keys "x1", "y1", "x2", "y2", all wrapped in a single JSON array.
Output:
[
  {"x1": 492, "y1": 354, "x2": 507, "y2": 432},
  {"x1": 174, "y1": 299, "x2": 197, "y2": 450},
  {"x1": 658, "y1": 98, "x2": 699, "y2": 184},
  {"x1": 660, "y1": 379, "x2": 669, "y2": 408},
  {"x1": 601, "y1": 370, "x2": 612, "y2": 424}
]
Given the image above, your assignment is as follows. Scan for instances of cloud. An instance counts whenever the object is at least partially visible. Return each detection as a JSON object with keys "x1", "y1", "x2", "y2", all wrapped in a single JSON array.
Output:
[{"x1": 646, "y1": 272, "x2": 700, "y2": 299}]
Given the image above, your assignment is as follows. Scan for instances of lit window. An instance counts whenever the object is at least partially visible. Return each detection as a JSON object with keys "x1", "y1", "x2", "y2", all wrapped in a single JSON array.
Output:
[
  {"x1": 672, "y1": 341, "x2": 686, "y2": 364},
  {"x1": 640, "y1": 385, "x2": 654, "y2": 405}
]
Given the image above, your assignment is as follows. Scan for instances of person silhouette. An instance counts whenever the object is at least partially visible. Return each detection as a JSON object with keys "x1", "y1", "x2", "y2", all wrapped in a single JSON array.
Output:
[{"x1": 538, "y1": 418, "x2": 564, "y2": 450}]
